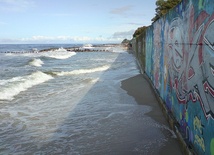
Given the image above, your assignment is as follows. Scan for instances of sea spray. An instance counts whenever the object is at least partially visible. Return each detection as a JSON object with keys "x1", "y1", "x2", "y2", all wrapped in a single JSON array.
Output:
[
  {"x1": 29, "y1": 58, "x2": 44, "y2": 67},
  {"x1": 4, "y1": 48, "x2": 77, "y2": 60},
  {"x1": 0, "y1": 71, "x2": 53, "y2": 101},
  {"x1": 52, "y1": 65, "x2": 111, "y2": 76},
  {"x1": 42, "y1": 49, "x2": 76, "y2": 60}
]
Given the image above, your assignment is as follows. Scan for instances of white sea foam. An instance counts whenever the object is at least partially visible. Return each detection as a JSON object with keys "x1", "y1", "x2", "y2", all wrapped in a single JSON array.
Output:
[
  {"x1": 4, "y1": 48, "x2": 76, "y2": 60},
  {"x1": 53, "y1": 65, "x2": 110, "y2": 76},
  {"x1": 54, "y1": 47, "x2": 67, "y2": 52},
  {"x1": 43, "y1": 49, "x2": 76, "y2": 59},
  {"x1": 0, "y1": 71, "x2": 53, "y2": 101},
  {"x1": 0, "y1": 77, "x2": 23, "y2": 86},
  {"x1": 29, "y1": 58, "x2": 44, "y2": 67},
  {"x1": 82, "y1": 44, "x2": 94, "y2": 49}
]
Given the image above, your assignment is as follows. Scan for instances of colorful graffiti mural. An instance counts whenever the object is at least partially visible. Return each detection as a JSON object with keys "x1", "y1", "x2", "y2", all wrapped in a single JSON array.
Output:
[
  {"x1": 133, "y1": 0, "x2": 214, "y2": 154},
  {"x1": 167, "y1": 6, "x2": 214, "y2": 119}
]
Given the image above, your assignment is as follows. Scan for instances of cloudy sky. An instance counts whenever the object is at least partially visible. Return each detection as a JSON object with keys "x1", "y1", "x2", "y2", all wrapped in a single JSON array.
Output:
[{"x1": 0, "y1": 0, "x2": 156, "y2": 44}]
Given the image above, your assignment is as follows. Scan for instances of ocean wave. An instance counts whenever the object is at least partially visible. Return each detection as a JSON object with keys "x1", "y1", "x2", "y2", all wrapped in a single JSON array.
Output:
[
  {"x1": 82, "y1": 44, "x2": 94, "y2": 49},
  {"x1": 40, "y1": 47, "x2": 76, "y2": 60},
  {"x1": 29, "y1": 58, "x2": 44, "y2": 67},
  {"x1": 52, "y1": 65, "x2": 110, "y2": 76},
  {"x1": 81, "y1": 78, "x2": 99, "y2": 84},
  {"x1": 0, "y1": 71, "x2": 53, "y2": 101},
  {"x1": 54, "y1": 47, "x2": 67, "y2": 52},
  {"x1": 4, "y1": 48, "x2": 76, "y2": 60},
  {"x1": 42, "y1": 51, "x2": 76, "y2": 60}
]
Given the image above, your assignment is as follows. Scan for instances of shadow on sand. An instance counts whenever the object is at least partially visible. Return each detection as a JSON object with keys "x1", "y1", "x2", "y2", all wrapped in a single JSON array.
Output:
[
  {"x1": 2, "y1": 49, "x2": 183, "y2": 154},
  {"x1": 37, "y1": 50, "x2": 183, "y2": 154}
]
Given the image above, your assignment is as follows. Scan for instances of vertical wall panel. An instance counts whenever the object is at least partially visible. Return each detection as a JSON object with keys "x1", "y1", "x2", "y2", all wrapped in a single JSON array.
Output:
[{"x1": 133, "y1": 0, "x2": 214, "y2": 154}]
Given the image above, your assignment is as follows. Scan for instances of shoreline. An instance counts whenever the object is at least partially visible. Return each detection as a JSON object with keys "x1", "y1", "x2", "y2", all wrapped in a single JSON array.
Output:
[
  {"x1": 121, "y1": 74, "x2": 169, "y2": 123},
  {"x1": 121, "y1": 74, "x2": 183, "y2": 154}
]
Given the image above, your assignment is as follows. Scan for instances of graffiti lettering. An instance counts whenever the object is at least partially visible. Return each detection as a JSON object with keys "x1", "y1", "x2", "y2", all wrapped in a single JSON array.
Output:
[
  {"x1": 195, "y1": 135, "x2": 205, "y2": 152},
  {"x1": 204, "y1": 81, "x2": 214, "y2": 98},
  {"x1": 165, "y1": 4, "x2": 214, "y2": 118},
  {"x1": 133, "y1": 0, "x2": 214, "y2": 154},
  {"x1": 193, "y1": 116, "x2": 204, "y2": 134}
]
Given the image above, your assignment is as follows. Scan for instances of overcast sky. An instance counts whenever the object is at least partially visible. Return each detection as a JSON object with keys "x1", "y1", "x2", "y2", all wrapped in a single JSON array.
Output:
[{"x1": 0, "y1": 0, "x2": 156, "y2": 44}]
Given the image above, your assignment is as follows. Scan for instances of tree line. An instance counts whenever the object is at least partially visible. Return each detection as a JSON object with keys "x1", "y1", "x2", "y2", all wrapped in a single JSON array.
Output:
[{"x1": 133, "y1": 0, "x2": 181, "y2": 38}]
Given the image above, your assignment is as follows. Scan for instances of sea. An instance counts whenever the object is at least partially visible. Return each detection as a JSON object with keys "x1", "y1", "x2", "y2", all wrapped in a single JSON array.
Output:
[{"x1": 0, "y1": 44, "x2": 173, "y2": 154}]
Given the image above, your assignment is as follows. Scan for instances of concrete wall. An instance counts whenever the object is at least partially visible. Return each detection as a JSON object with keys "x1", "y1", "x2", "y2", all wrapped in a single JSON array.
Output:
[{"x1": 133, "y1": 0, "x2": 214, "y2": 154}]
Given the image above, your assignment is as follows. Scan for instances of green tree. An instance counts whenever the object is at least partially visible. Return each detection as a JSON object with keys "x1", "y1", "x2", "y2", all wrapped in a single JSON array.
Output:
[
  {"x1": 132, "y1": 0, "x2": 181, "y2": 38},
  {"x1": 152, "y1": 0, "x2": 181, "y2": 22},
  {"x1": 133, "y1": 26, "x2": 148, "y2": 38}
]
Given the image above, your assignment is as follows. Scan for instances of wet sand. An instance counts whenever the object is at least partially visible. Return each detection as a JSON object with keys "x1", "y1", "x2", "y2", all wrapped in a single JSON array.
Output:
[{"x1": 121, "y1": 74, "x2": 183, "y2": 155}]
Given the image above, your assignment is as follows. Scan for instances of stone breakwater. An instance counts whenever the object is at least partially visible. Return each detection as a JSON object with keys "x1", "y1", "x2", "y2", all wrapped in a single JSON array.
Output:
[
  {"x1": 3, "y1": 47, "x2": 111, "y2": 54},
  {"x1": 2, "y1": 44, "x2": 118, "y2": 54},
  {"x1": 39, "y1": 47, "x2": 112, "y2": 53}
]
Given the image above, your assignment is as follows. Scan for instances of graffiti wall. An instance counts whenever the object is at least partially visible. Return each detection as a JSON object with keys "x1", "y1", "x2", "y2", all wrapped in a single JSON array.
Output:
[{"x1": 134, "y1": 0, "x2": 214, "y2": 154}]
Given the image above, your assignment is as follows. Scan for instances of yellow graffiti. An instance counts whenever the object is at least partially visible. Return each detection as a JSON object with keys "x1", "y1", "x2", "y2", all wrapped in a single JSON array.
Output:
[
  {"x1": 193, "y1": 116, "x2": 203, "y2": 134},
  {"x1": 195, "y1": 135, "x2": 205, "y2": 152}
]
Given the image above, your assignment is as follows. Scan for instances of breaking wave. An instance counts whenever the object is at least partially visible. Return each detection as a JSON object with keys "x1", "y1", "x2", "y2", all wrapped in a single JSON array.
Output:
[
  {"x1": 42, "y1": 48, "x2": 76, "y2": 59},
  {"x1": 52, "y1": 65, "x2": 110, "y2": 76},
  {"x1": 0, "y1": 71, "x2": 53, "y2": 101},
  {"x1": 44, "y1": 52, "x2": 76, "y2": 60},
  {"x1": 29, "y1": 58, "x2": 44, "y2": 67}
]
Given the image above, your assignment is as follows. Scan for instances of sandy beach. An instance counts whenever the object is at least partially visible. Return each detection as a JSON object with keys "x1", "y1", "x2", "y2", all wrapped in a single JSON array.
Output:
[{"x1": 121, "y1": 74, "x2": 183, "y2": 154}]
